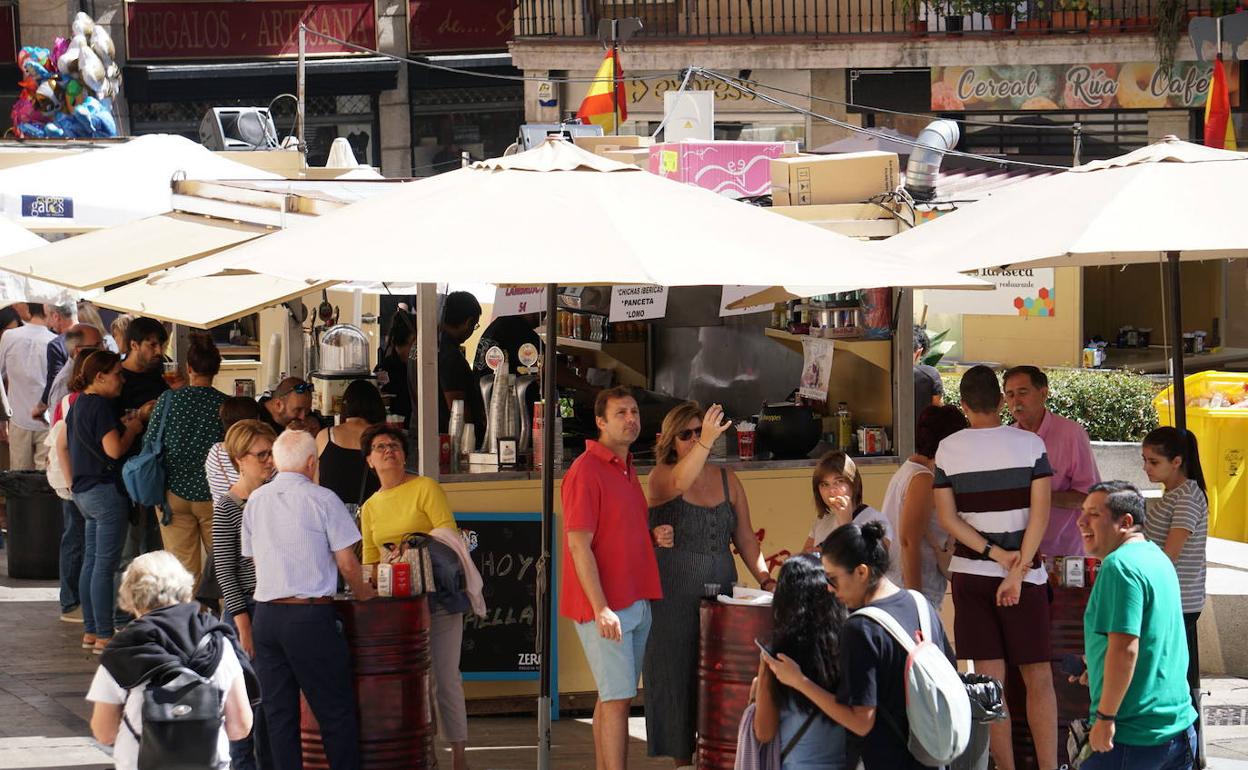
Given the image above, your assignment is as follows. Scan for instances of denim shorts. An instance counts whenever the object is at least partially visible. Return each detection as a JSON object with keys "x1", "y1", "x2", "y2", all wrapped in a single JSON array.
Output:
[{"x1": 573, "y1": 599, "x2": 652, "y2": 703}]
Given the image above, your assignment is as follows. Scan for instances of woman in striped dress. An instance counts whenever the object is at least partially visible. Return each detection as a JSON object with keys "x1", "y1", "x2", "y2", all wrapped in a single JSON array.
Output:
[{"x1": 644, "y1": 402, "x2": 775, "y2": 768}]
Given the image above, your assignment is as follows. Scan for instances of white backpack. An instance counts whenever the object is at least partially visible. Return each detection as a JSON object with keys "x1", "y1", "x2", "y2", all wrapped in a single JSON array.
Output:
[{"x1": 852, "y1": 590, "x2": 971, "y2": 766}]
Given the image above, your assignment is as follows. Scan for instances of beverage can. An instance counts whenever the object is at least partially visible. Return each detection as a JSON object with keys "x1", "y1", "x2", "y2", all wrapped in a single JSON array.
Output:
[
  {"x1": 376, "y1": 563, "x2": 394, "y2": 597},
  {"x1": 1086, "y1": 558, "x2": 1099, "y2": 586},
  {"x1": 392, "y1": 562, "x2": 412, "y2": 597},
  {"x1": 835, "y1": 402, "x2": 852, "y2": 452}
]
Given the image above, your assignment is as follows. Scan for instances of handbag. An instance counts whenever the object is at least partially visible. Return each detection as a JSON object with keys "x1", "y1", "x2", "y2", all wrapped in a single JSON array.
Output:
[
  {"x1": 122, "y1": 396, "x2": 171, "y2": 508},
  {"x1": 393, "y1": 532, "x2": 469, "y2": 612}
]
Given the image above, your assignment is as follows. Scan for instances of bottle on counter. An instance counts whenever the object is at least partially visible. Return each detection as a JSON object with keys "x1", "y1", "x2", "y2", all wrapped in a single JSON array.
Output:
[{"x1": 835, "y1": 401, "x2": 852, "y2": 452}]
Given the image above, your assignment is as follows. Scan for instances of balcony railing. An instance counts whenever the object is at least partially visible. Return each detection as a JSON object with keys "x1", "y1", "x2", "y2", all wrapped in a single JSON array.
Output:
[{"x1": 515, "y1": 0, "x2": 1198, "y2": 39}]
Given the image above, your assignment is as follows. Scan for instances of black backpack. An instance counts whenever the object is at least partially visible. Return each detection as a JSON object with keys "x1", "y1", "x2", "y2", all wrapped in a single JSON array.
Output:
[{"x1": 122, "y1": 663, "x2": 223, "y2": 770}]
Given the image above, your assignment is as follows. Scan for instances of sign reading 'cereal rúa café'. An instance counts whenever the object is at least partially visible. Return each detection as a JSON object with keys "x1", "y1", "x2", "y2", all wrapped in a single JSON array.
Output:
[
  {"x1": 125, "y1": 0, "x2": 376, "y2": 60},
  {"x1": 931, "y1": 62, "x2": 1241, "y2": 111}
]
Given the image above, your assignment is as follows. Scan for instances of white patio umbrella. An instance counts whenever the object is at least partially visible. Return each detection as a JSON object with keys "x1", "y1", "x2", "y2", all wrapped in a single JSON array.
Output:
[
  {"x1": 152, "y1": 138, "x2": 985, "y2": 770},
  {"x1": 0, "y1": 134, "x2": 280, "y2": 232},
  {"x1": 0, "y1": 215, "x2": 80, "y2": 305},
  {"x1": 156, "y1": 139, "x2": 985, "y2": 291},
  {"x1": 883, "y1": 135, "x2": 1248, "y2": 432}
]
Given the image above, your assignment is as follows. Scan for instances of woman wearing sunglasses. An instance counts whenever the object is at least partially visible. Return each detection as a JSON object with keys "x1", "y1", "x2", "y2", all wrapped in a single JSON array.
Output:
[
  {"x1": 358, "y1": 422, "x2": 472, "y2": 770},
  {"x1": 644, "y1": 401, "x2": 774, "y2": 769}
]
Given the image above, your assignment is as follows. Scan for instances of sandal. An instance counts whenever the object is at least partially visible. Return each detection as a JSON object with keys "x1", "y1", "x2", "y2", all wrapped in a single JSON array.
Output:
[{"x1": 81, "y1": 634, "x2": 97, "y2": 649}]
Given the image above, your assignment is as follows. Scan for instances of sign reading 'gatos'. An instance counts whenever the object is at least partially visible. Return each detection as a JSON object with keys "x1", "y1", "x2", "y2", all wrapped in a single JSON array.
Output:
[{"x1": 932, "y1": 61, "x2": 1240, "y2": 111}]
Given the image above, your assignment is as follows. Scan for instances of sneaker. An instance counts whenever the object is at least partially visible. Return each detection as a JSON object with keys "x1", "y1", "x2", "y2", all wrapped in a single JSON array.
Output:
[
  {"x1": 81, "y1": 634, "x2": 97, "y2": 649},
  {"x1": 60, "y1": 607, "x2": 84, "y2": 624},
  {"x1": 93, "y1": 639, "x2": 109, "y2": 655}
]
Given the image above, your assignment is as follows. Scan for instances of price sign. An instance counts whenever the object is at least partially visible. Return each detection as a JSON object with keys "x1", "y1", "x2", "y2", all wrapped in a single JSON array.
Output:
[{"x1": 492, "y1": 286, "x2": 547, "y2": 318}]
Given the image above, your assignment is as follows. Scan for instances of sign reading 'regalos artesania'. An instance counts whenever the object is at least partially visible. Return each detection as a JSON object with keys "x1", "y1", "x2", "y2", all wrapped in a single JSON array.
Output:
[
  {"x1": 931, "y1": 62, "x2": 1241, "y2": 111},
  {"x1": 125, "y1": 0, "x2": 377, "y2": 60}
]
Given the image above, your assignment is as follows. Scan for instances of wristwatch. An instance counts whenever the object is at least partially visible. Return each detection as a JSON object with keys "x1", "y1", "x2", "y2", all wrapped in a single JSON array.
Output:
[
  {"x1": 981, "y1": 541, "x2": 994, "y2": 559},
  {"x1": 1095, "y1": 710, "x2": 1116, "y2": 722}
]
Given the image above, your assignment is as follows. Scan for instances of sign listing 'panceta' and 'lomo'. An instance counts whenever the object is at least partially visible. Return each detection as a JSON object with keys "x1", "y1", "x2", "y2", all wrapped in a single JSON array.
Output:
[{"x1": 931, "y1": 62, "x2": 1241, "y2": 111}]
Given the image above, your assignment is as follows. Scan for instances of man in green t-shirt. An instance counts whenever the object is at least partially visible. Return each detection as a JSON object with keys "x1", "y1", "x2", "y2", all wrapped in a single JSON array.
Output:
[{"x1": 1076, "y1": 480, "x2": 1198, "y2": 769}]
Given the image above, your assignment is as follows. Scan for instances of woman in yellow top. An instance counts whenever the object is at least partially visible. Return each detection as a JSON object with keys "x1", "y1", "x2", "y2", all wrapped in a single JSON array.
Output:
[{"x1": 358, "y1": 423, "x2": 468, "y2": 770}]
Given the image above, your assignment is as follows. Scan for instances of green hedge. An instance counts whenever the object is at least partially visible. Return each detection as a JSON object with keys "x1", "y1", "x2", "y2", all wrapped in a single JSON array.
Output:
[{"x1": 938, "y1": 368, "x2": 1161, "y2": 442}]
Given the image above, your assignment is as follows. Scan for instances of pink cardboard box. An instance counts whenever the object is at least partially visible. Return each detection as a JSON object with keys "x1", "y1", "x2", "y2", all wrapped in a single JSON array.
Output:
[{"x1": 648, "y1": 140, "x2": 794, "y2": 198}]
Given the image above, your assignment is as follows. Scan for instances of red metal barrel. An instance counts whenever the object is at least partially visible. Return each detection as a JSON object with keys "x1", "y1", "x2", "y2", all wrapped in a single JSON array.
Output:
[
  {"x1": 696, "y1": 600, "x2": 774, "y2": 770},
  {"x1": 1007, "y1": 585, "x2": 1092, "y2": 769},
  {"x1": 301, "y1": 595, "x2": 434, "y2": 769}
]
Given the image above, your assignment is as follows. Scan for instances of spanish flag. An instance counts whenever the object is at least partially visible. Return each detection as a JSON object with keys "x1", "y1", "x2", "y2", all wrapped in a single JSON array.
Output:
[
  {"x1": 1204, "y1": 55, "x2": 1237, "y2": 150},
  {"x1": 577, "y1": 50, "x2": 627, "y2": 133}
]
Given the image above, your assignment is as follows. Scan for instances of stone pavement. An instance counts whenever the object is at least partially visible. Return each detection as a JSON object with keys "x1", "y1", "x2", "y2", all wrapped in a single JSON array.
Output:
[{"x1": 3, "y1": 544, "x2": 1248, "y2": 770}]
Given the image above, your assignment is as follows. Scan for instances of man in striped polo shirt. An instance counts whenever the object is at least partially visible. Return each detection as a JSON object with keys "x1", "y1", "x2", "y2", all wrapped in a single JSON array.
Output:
[{"x1": 935, "y1": 365, "x2": 1058, "y2": 770}]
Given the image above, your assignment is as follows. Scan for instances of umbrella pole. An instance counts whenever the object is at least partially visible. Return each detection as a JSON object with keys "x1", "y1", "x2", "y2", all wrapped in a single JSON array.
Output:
[
  {"x1": 537, "y1": 283, "x2": 557, "y2": 770},
  {"x1": 1167, "y1": 250, "x2": 1187, "y2": 435}
]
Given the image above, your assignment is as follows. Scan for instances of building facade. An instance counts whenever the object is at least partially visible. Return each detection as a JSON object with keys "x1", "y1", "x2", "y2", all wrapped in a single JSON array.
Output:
[{"x1": 5, "y1": 0, "x2": 524, "y2": 177}]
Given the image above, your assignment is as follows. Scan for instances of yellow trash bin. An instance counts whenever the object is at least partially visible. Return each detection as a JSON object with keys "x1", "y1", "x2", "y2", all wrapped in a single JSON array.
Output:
[{"x1": 1154, "y1": 372, "x2": 1248, "y2": 542}]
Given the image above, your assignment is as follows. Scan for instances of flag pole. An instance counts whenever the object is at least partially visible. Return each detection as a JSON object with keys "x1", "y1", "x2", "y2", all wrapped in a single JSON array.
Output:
[{"x1": 610, "y1": 21, "x2": 620, "y2": 136}]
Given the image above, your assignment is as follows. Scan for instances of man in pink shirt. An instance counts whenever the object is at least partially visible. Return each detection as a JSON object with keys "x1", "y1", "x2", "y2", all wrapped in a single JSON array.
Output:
[{"x1": 1004, "y1": 366, "x2": 1101, "y2": 557}]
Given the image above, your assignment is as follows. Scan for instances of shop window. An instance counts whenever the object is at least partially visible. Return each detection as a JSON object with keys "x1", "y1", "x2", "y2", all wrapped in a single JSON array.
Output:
[
  {"x1": 410, "y1": 84, "x2": 523, "y2": 176},
  {"x1": 130, "y1": 94, "x2": 379, "y2": 167},
  {"x1": 955, "y1": 111, "x2": 1148, "y2": 162}
]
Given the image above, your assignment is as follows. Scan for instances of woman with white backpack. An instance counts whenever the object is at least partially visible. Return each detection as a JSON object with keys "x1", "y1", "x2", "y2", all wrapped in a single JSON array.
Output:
[{"x1": 764, "y1": 522, "x2": 961, "y2": 770}]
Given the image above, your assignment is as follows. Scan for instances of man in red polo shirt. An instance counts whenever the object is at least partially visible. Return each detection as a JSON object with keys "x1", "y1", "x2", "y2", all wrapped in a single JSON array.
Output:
[{"x1": 562, "y1": 385, "x2": 663, "y2": 770}]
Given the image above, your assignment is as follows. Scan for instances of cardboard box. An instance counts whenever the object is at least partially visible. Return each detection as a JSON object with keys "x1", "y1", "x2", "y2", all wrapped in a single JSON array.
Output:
[
  {"x1": 770, "y1": 151, "x2": 900, "y2": 206},
  {"x1": 770, "y1": 204, "x2": 903, "y2": 238},
  {"x1": 573, "y1": 135, "x2": 649, "y2": 155},
  {"x1": 603, "y1": 148, "x2": 651, "y2": 167},
  {"x1": 648, "y1": 140, "x2": 795, "y2": 198}
]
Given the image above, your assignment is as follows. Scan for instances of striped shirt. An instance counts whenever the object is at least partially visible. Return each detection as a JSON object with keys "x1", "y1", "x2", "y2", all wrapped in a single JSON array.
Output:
[
  {"x1": 241, "y1": 471, "x2": 361, "y2": 601},
  {"x1": 212, "y1": 491, "x2": 256, "y2": 618},
  {"x1": 1143, "y1": 479, "x2": 1207, "y2": 613},
  {"x1": 204, "y1": 443, "x2": 238, "y2": 506},
  {"x1": 934, "y1": 425, "x2": 1053, "y2": 585}
]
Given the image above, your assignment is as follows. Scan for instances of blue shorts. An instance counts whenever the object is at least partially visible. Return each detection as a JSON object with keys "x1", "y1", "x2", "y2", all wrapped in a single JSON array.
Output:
[{"x1": 573, "y1": 599, "x2": 652, "y2": 702}]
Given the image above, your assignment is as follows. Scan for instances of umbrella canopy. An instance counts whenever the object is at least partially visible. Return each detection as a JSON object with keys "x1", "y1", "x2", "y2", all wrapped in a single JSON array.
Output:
[
  {"x1": 0, "y1": 134, "x2": 281, "y2": 232},
  {"x1": 883, "y1": 135, "x2": 1248, "y2": 434},
  {"x1": 156, "y1": 139, "x2": 984, "y2": 291},
  {"x1": 883, "y1": 136, "x2": 1248, "y2": 269},
  {"x1": 0, "y1": 214, "x2": 79, "y2": 305}
]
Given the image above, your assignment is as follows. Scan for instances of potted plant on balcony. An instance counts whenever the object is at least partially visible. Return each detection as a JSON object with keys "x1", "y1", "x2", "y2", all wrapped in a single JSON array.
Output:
[
  {"x1": 974, "y1": 0, "x2": 1017, "y2": 31},
  {"x1": 1016, "y1": 0, "x2": 1052, "y2": 32},
  {"x1": 1052, "y1": 0, "x2": 1090, "y2": 29},
  {"x1": 1089, "y1": 6, "x2": 1123, "y2": 32},
  {"x1": 933, "y1": 0, "x2": 972, "y2": 34},
  {"x1": 899, "y1": 0, "x2": 930, "y2": 35}
]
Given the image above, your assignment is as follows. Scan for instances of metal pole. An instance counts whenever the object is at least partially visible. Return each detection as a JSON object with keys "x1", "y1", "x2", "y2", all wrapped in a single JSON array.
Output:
[
  {"x1": 610, "y1": 21, "x2": 620, "y2": 136},
  {"x1": 1166, "y1": 251, "x2": 1187, "y2": 435},
  {"x1": 415, "y1": 283, "x2": 440, "y2": 478},
  {"x1": 1072, "y1": 122, "x2": 1083, "y2": 167},
  {"x1": 296, "y1": 24, "x2": 307, "y2": 147},
  {"x1": 536, "y1": 283, "x2": 557, "y2": 770}
]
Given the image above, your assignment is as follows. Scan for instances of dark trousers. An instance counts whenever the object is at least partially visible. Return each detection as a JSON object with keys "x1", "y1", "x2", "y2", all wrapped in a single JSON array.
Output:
[
  {"x1": 227, "y1": 600, "x2": 273, "y2": 770},
  {"x1": 1183, "y1": 611, "x2": 1201, "y2": 691},
  {"x1": 253, "y1": 602, "x2": 359, "y2": 770}
]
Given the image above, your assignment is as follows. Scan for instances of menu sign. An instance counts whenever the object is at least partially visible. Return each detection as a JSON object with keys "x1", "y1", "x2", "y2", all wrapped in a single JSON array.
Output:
[
  {"x1": 1, "y1": 4, "x2": 16, "y2": 65},
  {"x1": 457, "y1": 513, "x2": 542, "y2": 679},
  {"x1": 125, "y1": 0, "x2": 377, "y2": 60},
  {"x1": 931, "y1": 62, "x2": 1241, "y2": 111},
  {"x1": 407, "y1": 0, "x2": 512, "y2": 53},
  {"x1": 610, "y1": 284, "x2": 669, "y2": 322}
]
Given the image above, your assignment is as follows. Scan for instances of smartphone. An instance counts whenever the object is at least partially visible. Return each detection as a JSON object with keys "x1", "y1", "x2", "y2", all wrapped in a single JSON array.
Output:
[
  {"x1": 754, "y1": 638, "x2": 776, "y2": 659},
  {"x1": 1060, "y1": 653, "x2": 1086, "y2": 678}
]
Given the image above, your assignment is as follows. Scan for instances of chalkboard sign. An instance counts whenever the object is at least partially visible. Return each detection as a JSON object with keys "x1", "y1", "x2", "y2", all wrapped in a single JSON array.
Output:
[{"x1": 456, "y1": 512, "x2": 549, "y2": 681}]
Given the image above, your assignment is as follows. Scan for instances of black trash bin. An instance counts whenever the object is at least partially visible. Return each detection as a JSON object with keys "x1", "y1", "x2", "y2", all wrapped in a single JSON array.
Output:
[{"x1": 1, "y1": 471, "x2": 63, "y2": 580}]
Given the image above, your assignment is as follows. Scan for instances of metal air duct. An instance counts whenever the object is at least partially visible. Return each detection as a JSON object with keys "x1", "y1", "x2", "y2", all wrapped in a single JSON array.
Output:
[{"x1": 904, "y1": 119, "x2": 960, "y2": 202}]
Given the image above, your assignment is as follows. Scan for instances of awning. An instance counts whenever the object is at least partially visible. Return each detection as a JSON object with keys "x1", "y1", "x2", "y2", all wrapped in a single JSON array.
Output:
[
  {"x1": 0, "y1": 212, "x2": 271, "y2": 290},
  {"x1": 123, "y1": 57, "x2": 400, "y2": 102},
  {"x1": 92, "y1": 270, "x2": 332, "y2": 329}
]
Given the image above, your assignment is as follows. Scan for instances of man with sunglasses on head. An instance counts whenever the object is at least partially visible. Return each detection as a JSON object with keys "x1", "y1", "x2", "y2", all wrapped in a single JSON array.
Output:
[{"x1": 259, "y1": 376, "x2": 318, "y2": 434}]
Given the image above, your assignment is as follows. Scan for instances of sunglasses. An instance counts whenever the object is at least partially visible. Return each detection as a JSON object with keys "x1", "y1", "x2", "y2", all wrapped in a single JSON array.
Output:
[
  {"x1": 247, "y1": 449, "x2": 273, "y2": 461},
  {"x1": 676, "y1": 427, "x2": 703, "y2": 441},
  {"x1": 275, "y1": 382, "x2": 314, "y2": 396}
]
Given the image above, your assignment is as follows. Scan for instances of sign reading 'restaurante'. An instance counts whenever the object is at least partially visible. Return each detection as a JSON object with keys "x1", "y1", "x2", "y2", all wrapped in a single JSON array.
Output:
[
  {"x1": 931, "y1": 62, "x2": 1241, "y2": 111},
  {"x1": 125, "y1": 0, "x2": 377, "y2": 60}
]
